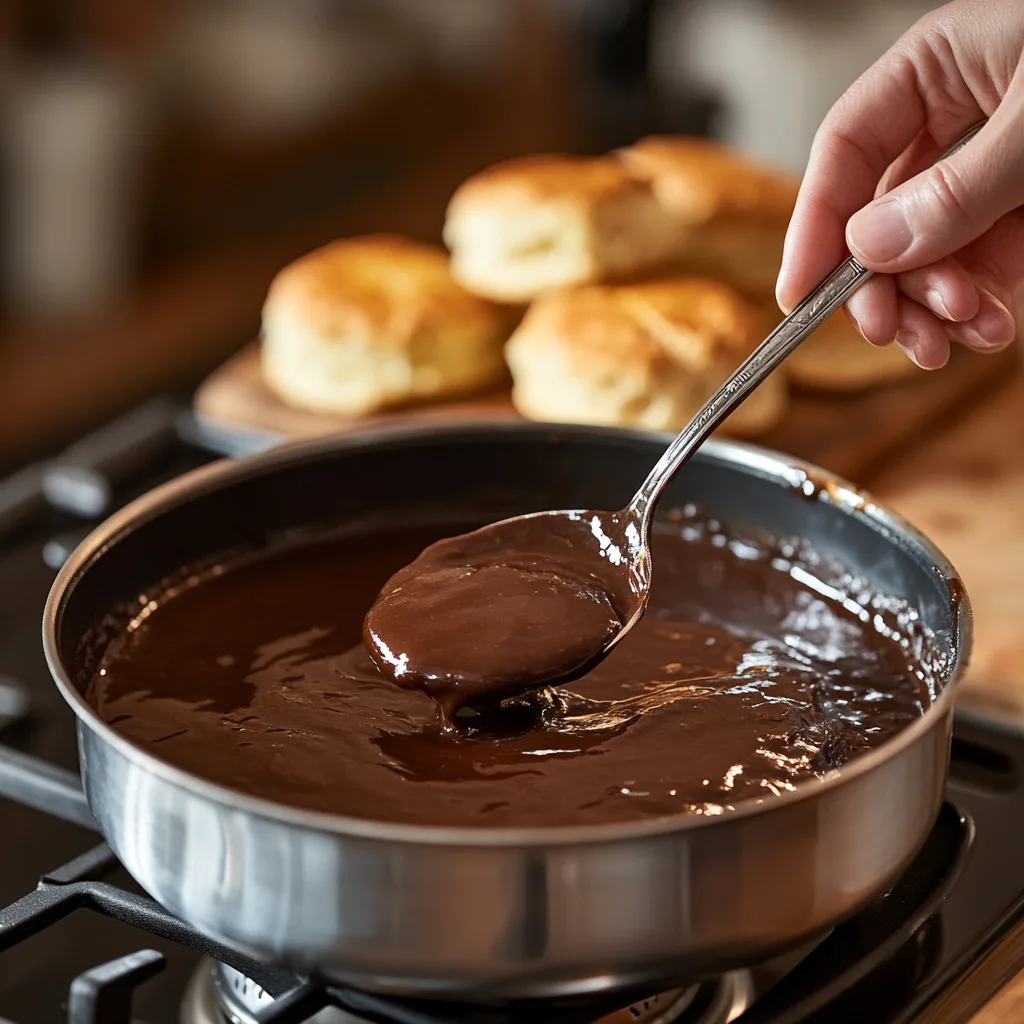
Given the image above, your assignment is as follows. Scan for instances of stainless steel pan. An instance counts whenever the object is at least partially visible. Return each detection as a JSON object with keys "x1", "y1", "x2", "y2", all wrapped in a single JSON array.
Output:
[{"x1": 42, "y1": 424, "x2": 970, "y2": 1000}]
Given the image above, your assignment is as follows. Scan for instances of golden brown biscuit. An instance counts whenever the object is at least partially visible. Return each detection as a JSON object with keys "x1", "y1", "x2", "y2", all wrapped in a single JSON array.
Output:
[
  {"x1": 505, "y1": 277, "x2": 787, "y2": 436},
  {"x1": 443, "y1": 155, "x2": 682, "y2": 303},
  {"x1": 261, "y1": 235, "x2": 508, "y2": 416},
  {"x1": 756, "y1": 301, "x2": 920, "y2": 391},
  {"x1": 620, "y1": 136, "x2": 799, "y2": 297}
]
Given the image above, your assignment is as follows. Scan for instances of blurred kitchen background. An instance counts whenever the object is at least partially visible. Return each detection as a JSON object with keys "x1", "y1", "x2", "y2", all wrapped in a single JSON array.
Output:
[{"x1": 0, "y1": 0, "x2": 939, "y2": 470}]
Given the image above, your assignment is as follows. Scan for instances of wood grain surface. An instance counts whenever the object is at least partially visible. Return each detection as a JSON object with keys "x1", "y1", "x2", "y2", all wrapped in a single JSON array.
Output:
[
  {"x1": 194, "y1": 344, "x2": 519, "y2": 440},
  {"x1": 195, "y1": 342, "x2": 1019, "y2": 484},
  {"x1": 874, "y1": 372, "x2": 1024, "y2": 720},
  {"x1": 870, "y1": 374, "x2": 1024, "y2": 1021},
  {"x1": 972, "y1": 978, "x2": 1024, "y2": 1024}
]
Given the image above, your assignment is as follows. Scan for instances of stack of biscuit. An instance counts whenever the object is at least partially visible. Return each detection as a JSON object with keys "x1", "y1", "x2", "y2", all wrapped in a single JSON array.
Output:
[
  {"x1": 258, "y1": 139, "x2": 918, "y2": 432},
  {"x1": 443, "y1": 155, "x2": 681, "y2": 304},
  {"x1": 261, "y1": 235, "x2": 510, "y2": 417},
  {"x1": 442, "y1": 150, "x2": 785, "y2": 436},
  {"x1": 618, "y1": 135, "x2": 917, "y2": 393},
  {"x1": 619, "y1": 135, "x2": 799, "y2": 298},
  {"x1": 504, "y1": 277, "x2": 785, "y2": 436}
]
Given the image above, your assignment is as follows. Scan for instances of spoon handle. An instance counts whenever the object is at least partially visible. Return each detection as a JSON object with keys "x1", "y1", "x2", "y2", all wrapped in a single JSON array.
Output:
[{"x1": 629, "y1": 120, "x2": 988, "y2": 526}]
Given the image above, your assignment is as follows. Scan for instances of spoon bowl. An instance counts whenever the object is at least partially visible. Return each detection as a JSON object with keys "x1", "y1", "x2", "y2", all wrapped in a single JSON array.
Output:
[{"x1": 362, "y1": 507, "x2": 648, "y2": 718}]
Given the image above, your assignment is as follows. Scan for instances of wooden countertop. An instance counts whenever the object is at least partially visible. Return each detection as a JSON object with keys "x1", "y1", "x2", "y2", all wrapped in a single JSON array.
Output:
[
  {"x1": 971, "y1": 980, "x2": 1024, "y2": 1024},
  {"x1": 873, "y1": 366, "x2": 1024, "y2": 1022},
  {"x1": 874, "y1": 366, "x2": 1024, "y2": 721}
]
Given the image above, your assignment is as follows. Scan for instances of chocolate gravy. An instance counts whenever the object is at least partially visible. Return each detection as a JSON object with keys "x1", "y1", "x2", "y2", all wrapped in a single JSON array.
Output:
[
  {"x1": 363, "y1": 513, "x2": 633, "y2": 716},
  {"x1": 88, "y1": 516, "x2": 933, "y2": 828}
]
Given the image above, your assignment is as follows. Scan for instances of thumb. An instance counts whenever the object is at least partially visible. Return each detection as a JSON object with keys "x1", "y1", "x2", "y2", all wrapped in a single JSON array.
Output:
[{"x1": 846, "y1": 102, "x2": 1024, "y2": 273}]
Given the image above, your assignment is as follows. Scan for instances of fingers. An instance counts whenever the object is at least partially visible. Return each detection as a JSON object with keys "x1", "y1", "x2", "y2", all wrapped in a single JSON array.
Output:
[
  {"x1": 947, "y1": 288, "x2": 1016, "y2": 352},
  {"x1": 778, "y1": 85, "x2": 925, "y2": 309},
  {"x1": 895, "y1": 257, "x2": 1014, "y2": 353},
  {"x1": 844, "y1": 256, "x2": 977, "y2": 349},
  {"x1": 845, "y1": 277, "x2": 899, "y2": 346},
  {"x1": 857, "y1": 281, "x2": 1014, "y2": 358},
  {"x1": 846, "y1": 280, "x2": 1011, "y2": 364},
  {"x1": 948, "y1": 211, "x2": 1024, "y2": 351},
  {"x1": 894, "y1": 295, "x2": 951, "y2": 369},
  {"x1": 775, "y1": 191, "x2": 848, "y2": 315},
  {"x1": 841, "y1": 212, "x2": 1024, "y2": 359},
  {"x1": 846, "y1": 76, "x2": 1024, "y2": 272},
  {"x1": 955, "y1": 208, "x2": 1024, "y2": 309},
  {"x1": 896, "y1": 257, "x2": 980, "y2": 323}
]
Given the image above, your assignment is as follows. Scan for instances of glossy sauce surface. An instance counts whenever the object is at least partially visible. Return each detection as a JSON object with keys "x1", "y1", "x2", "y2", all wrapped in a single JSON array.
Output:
[
  {"x1": 88, "y1": 517, "x2": 933, "y2": 827},
  {"x1": 363, "y1": 512, "x2": 636, "y2": 716}
]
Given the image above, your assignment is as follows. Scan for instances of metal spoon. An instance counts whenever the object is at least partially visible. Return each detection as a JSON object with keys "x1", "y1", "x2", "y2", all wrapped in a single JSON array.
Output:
[{"x1": 366, "y1": 122, "x2": 987, "y2": 707}]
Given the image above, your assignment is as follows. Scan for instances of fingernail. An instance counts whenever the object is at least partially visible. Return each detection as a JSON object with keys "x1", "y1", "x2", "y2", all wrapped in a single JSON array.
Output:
[
  {"x1": 847, "y1": 197, "x2": 913, "y2": 264},
  {"x1": 774, "y1": 278, "x2": 794, "y2": 316},
  {"x1": 845, "y1": 305, "x2": 864, "y2": 335},
  {"x1": 896, "y1": 330, "x2": 946, "y2": 370},
  {"x1": 960, "y1": 288, "x2": 1016, "y2": 348},
  {"x1": 895, "y1": 329, "x2": 924, "y2": 367},
  {"x1": 925, "y1": 287, "x2": 955, "y2": 321},
  {"x1": 921, "y1": 340, "x2": 950, "y2": 369}
]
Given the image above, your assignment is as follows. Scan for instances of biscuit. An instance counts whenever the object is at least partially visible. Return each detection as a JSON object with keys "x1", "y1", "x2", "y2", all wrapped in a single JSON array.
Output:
[
  {"x1": 620, "y1": 136, "x2": 799, "y2": 298},
  {"x1": 261, "y1": 235, "x2": 508, "y2": 416},
  {"x1": 443, "y1": 155, "x2": 682, "y2": 303},
  {"x1": 505, "y1": 277, "x2": 786, "y2": 436},
  {"x1": 759, "y1": 302, "x2": 921, "y2": 391}
]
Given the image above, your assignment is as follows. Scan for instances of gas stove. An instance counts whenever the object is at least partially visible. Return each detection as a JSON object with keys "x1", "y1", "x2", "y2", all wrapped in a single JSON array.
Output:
[{"x1": 0, "y1": 401, "x2": 1023, "y2": 1024}]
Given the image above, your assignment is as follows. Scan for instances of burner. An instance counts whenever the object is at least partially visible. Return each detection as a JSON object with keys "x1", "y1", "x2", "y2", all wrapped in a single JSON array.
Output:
[
  {"x1": 589, "y1": 975, "x2": 754, "y2": 1024},
  {"x1": 183, "y1": 962, "x2": 324, "y2": 1024},
  {"x1": 181, "y1": 961, "x2": 754, "y2": 1024}
]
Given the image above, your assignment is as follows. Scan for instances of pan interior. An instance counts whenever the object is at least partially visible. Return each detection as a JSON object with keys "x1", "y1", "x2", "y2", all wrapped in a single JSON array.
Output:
[{"x1": 54, "y1": 427, "x2": 964, "y2": 831}]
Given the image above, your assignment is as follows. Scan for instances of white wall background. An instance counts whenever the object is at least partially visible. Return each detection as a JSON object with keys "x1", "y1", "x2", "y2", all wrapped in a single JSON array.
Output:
[{"x1": 653, "y1": 0, "x2": 940, "y2": 173}]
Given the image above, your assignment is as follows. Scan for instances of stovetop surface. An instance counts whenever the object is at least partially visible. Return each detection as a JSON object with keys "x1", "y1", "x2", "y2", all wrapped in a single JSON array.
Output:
[{"x1": 0, "y1": 403, "x2": 1022, "y2": 1024}]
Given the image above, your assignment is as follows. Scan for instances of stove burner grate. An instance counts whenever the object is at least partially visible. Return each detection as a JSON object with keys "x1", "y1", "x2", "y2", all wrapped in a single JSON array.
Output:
[{"x1": 180, "y1": 961, "x2": 753, "y2": 1024}]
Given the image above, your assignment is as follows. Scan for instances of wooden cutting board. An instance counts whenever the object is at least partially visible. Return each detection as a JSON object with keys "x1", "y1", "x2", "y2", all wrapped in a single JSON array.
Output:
[
  {"x1": 873, "y1": 373, "x2": 1024, "y2": 721},
  {"x1": 194, "y1": 341, "x2": 1019, "y2": 483},
  {"x1": 194, "y1": 344, "x2": 518, "y2": 441}
]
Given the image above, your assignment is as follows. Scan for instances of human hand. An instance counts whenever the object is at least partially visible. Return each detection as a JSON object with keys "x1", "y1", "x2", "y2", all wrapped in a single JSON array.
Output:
[{"x1": 776, "y1": 0, "x2": 1024, "y2": 369}]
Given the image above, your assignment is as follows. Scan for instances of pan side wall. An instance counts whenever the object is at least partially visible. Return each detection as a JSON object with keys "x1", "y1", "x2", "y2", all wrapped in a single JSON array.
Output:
[{"x1": 79, "y1": 702, "x2": 952, "y2": 998}]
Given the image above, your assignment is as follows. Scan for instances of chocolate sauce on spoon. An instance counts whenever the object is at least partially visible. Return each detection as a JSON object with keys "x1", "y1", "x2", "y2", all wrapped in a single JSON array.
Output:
[{"x1": 362, "y1": 512, "x2": 632, "y2": 720}]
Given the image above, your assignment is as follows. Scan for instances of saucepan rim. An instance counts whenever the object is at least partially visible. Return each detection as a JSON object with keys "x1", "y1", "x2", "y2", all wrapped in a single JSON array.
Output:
[{"x1": 42, "y1": 421, "x2": 972, "y2": 847}]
